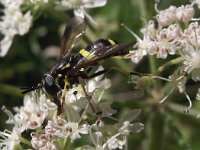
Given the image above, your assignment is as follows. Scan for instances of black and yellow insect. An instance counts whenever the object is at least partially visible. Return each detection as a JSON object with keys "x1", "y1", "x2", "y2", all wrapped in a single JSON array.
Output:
[{"x1": 21, "y1": 17, "x2": 132, "y2": 115}]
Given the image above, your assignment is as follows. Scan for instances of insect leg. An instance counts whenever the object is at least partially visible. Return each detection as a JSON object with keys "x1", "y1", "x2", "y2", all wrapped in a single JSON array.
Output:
[
  {"x1": 60, "y1": 78, "x2": 69, "y2": 114},
  {"x1": 82, "y1": 67, "x2": 131, "y2": 79},
  {"x1": 54, "y1": 96, "x2": 63, "y2": 115},
  {"x1": 81, "y1": 69, "x2": 108, "y2": 79},
  {"x1": 78, "y1": 77, "x2": 96, "y2": 114}
]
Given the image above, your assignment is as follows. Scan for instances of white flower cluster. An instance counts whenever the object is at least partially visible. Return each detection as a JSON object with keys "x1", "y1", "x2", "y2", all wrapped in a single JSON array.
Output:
[
  {"x1": 127, "y1": 2, "x2": 200, "y2": 113},
  {"x1": 130, "y1": 22, "x2": 183, "y2": 63},
  {"x1": 56, "y1": 0, "x2": 107, "y2": 19},
  {"x1": 0, "y1": 0, "x2": 32, "y2": 57},
  {"x1": 0, "y1": 0, "x2": 107, "y2": 57},
  {"x1": 84, "y1": 109, "x2": 144, "y2": 150},
  {"x1": 156, "y1": 5, "x2": 194, "y2": 26},
  {"x1": 180, "y1": 22, "x2": 200, "y2": 81},
  {"x1": 0, "y1": 72, "x2": 144, "y2": 149}
]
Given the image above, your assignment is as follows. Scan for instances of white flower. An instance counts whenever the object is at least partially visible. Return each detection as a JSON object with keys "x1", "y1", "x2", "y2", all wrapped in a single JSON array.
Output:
[
  {"x1": 156, "y1": 5, "x2": 194, "y2": 26},
  {"x1": 118, "y1": 109, "x2": 144, "y2": 135},
  {"x1": 89, "y1": 131, "x2": 104, "y2": 149},
  {"x1": 86, "y1": 66, "x2": 111, "y2": 92},
  {"x1": 88, "y1": 109, "x2": 144, "y2": 150},
  {"x1": 180, "y1": 22, "x2": 200, "y2": 81},
  {"x1": 0, "y1": 128, "x2": 21, "y2": 150},
  {"x1": 63, "y1": 66, "x2": 112, "y2": 117},
  {"x1": 130, "y1": 21, "x2": 182, "y2": 62},
  {"x1": 6, "y1": 91, "x2": 56, "y2": 132},
  {"x1": 131, "y1": 48, "x2": 148, "y2": 63},
  {"x1": 56, "y1": 0, "x2": 107, "y2": 11},
  {"x1": 156, "y1": 74, "x2": 192, "y2": 112},
  {"x1": 156, "y1": 6, "x2": 177, "y2": 26},
  {"x1": 148, "y1": 24, "x2": 182, "y2": 59},
  {"x1": 89, "y1": 128, "x2": 125, "y2": 150},
  {"x1": 57, "y1": 122, "x2": 81, "y2": 139},
  {"x1": 176, "y1": 5, "x2": 194, "y2": 22},
  {"x1": 20, "y1": 92, "x2": 52, "y2": 129},
  {"x1": 0, "y1": 36, "x2": 14, "y2": 57},
  {"x1": 45, "y1": 117, "x2": 89, "y2": 140},
  {"x1": 39, "y1": 93, "x2": 57, "y2": 112},
  {"x1": 95, "y1": 99, "x2": 117, "y2": 117},
  {"x1": 64, "y1": 66, "x2": 111, "y2": 103},
  {"x1": 0, "y1": 0, "x2": 24, "y2": 7},
  {"x1": 31, "y1": 131, "x2": 58, "y2": 150},
  {"x1": 0, "y1": 2, "x2": 32, "y2": 57},
  {"x1": 196, "y1": 88, "x2": 200, "y2": 100},
  {"x1": 56, "y1": 0, "x2": 107, "y2": 21},
  {"x1": 182, "y1": 22, "x2": 200, "y2": 46},
  {"x1": 66, "y1": 84, "x2": 85, "y2": 103},
  {"x1": 191, "y1": 0, "x2": 200, "y2": 9},
  {"x1": 126, "y1": 21, "x2": 155, "y2": 63},
  {"x1": 107, "y1": 136, "x2": 126, "y2": 150},
  {"x1": 119, "y1": 121, "x2": 144, "y2": 135}
]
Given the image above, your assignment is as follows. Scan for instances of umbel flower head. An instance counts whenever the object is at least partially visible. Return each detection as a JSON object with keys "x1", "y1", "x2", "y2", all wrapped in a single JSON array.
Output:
[
  {"x1": 129, "y1": 21, "x2": 182, "y2": 63},
  {"x1": 156, "y1": 4, "x2": 194, "y2": 26},
  {"x1": 180, "y1": 22, "x2": 200, "y2": 81},
  {"x1": 0, "y1": 72, "x2": 144, "y2": 149},
  {"x1": 0, "y1": 0, "x2": 32, "y2": 57},
  {"x1": 56, "y1": 0, "x2": 107, "y2": 22}
]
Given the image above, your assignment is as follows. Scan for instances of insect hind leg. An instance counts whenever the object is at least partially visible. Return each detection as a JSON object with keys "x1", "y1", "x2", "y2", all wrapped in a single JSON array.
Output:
[
  {"x1": 81, "y1": 69, "x2": 108, "y2": 79},
  {"x1": 82, "y1": 67, "x2": 131, "y2": 80}
]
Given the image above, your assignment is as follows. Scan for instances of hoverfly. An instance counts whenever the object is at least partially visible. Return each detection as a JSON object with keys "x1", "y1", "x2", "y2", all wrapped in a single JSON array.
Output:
[{"x1": 21, "y1": 17, "x2": 132, "y2": 115}]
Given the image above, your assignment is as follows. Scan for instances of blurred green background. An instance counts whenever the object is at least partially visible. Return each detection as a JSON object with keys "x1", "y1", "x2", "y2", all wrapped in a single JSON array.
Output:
[{"x1": 1, "y1": 0, "x2": 200, "y2": 149}]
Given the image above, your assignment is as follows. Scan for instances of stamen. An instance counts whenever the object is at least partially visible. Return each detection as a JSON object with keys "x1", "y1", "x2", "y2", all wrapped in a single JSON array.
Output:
[
  {"x1": 154, "y1": 1, "x2": 160, "y2": 13},
  {"x1": 121, "y1": 23, "x2": 142, "y2": 42},
  {"x1": 176, "y1": 75, "x2": 185, "y2": 81},
  {"x1": 192, "y1": 26, "x2": 199, "y2": 51},
  {"x1": 1, "y1": 106, "x2": 15, "y2": 123},
  {"x1": 183, "y1": 91, "x2": 192, "y2": 113},
  {"x1": 103, "y1": 132, "x2": 122, "y2": 148},
  {"x1": 152, "y1": 75, "x2": 171, "y2": 82},
  {"x1": 97, "y1": 90, "x2": 105, "y2": 102},
  {"x1": 191, "y1": 18, "x2": 200, "y2": 21},
  {"x1": 83, "y1": 9, "x2": 97, "y2": 25},
  {"x1": 89, "y1": 124, "x2": 100, "y2": 146},
  {"x1": 159, "y1": 87, "x2": 174, "y2": 103}
]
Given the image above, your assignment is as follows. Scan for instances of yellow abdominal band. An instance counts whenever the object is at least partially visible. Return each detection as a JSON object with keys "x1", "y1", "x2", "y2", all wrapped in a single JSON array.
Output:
[
  {"x1": 79, "y1": 49, "x2": 95, "y2": 60},
  {"x1": 108, "y1": 39, "x2": 116, "y2": 45}
]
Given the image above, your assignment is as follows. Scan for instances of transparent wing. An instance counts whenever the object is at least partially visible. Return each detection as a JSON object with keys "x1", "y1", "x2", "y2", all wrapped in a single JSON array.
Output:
[
  {"x1": 60, "y1": 17, "x2": 86, "y2": 58},
  {"x1": 69, "y1": 42, "x2": 133, "y2": 75}
]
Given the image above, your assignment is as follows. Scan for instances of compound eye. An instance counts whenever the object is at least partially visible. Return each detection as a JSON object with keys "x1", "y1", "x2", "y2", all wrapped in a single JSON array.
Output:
[{"x1": 44, "y1": 74, "x2": 54, "y2": 86}]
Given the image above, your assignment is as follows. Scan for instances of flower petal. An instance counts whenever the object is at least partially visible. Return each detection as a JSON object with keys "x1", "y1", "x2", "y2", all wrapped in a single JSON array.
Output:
[{"x1": 0, "y1": 35, "x2": 13, "y2": 57}]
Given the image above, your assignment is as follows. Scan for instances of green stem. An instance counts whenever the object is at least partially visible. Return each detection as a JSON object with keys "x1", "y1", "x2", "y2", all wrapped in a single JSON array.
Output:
[
  {"x1": 156, "y1": 57, "x2": 184, "y2": 74},
  {"x1": 20, "y1": 137, "x2": 32, "y2": 146},
  {"x1": 78, "y1": 103, "x2": 89, "y2": 124},
  {"x1": 167, "y1": 102, "x2": 199, "y2": 118},
  {"x1": 147, "y1": 108, "x2": 165, "y2": 150},
  {"x1": 148, "y1": 55, "x2": 158, "y2": 89},
  {"x1": 14, "y1": 144, "x2": 23, "y2": 150},
  {"x1": 135, "y1": 0, "x2": 148, "y2": 20},
  {"x1": 148, "y1": 55, "x2": 157, "y2": 73},
  {"x1": 63, "y1": 137, "x2": 71, "y2": 150}
]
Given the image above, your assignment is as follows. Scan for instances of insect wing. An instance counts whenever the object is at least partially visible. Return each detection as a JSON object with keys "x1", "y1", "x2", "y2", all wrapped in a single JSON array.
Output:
[
  {"x1": 92, "y1": 42, "x2": 132, "y2": 59},
  {"x1": 60, "y1": 17, "x2": 86, "y2": 58},
  {"x1": 70, "y1": 42, "x2": 133, "y2": 75}
]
